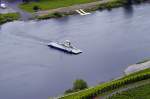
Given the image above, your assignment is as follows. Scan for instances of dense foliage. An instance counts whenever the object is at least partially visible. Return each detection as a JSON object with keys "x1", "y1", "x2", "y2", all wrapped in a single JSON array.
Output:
[
  {"x1": 37, "y1": 12, "x2": 64, "y2": 20},
  {"x1": 0, "y1": 13, "x2": 20, "y2": 25},
  {"x1": 73, "y1": 79, "x2": 88, "y2": 90},
  {"x1": 98, "y1": 0, "x2": 127, "y2": 10},
  {"x1": 65, "y1": 79, "x2": 88, "y2": 94}
]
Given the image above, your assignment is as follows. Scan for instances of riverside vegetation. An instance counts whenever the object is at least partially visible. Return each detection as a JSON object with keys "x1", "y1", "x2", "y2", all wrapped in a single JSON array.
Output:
[
  {"x1": 0, "y1": 13, "x2": 20, "y2": 25},
  {"x1": 36, "y1": 0, "x2": 127, "y2": 20},
  {"x1": 20, "y1": 0, "x2": 97, "y2": 12},
  {"x1": 65, "y1": 79, "x2": 88, "y2": 94},
  {"x1": 59, "y1": 68, "x2": 150, "y2": 99},
  {"x1": 37, "y1": 0, "x2": 149, "y2": 20}
]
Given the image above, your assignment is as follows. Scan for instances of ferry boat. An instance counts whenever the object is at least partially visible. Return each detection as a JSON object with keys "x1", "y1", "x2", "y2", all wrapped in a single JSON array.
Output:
[{"x1": 48, "y1": 40, "x2": 82, "y2": 54}]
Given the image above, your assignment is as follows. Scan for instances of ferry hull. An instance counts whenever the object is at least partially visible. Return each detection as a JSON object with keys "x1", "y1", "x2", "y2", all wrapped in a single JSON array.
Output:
[{"x1": 48, "y1": 42, "x2": 82, "y2": 54}]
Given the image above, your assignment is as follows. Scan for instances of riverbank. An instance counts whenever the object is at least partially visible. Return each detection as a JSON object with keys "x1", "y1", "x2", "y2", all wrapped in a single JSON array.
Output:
[
  {"x1": 35, "y1": 0, "x2": 126, "y2": 19},
  {"x1": 1, "y1": 0, "x2": 149, "y2": 21},
  {"x1": 58, "y1": 68, "x2": 150, "y2": 99},
  {"x1": 124, "y1": 59, "x2": 150, "y2": 75},
  {"x1": 35, "y1": 0, "x2": 150, "y2": 20},
  {"x1": 0, "y1": 13, "x2": 20, "y2": 25}
]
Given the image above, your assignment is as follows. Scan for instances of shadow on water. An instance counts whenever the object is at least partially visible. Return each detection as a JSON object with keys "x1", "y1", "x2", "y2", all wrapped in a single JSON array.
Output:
[
  {"x1": 48, "y1": 46, "x2": 76, "y2": 56},
  {"x1": 123, "y1": 5, "x2": 134, "y2": 18}
]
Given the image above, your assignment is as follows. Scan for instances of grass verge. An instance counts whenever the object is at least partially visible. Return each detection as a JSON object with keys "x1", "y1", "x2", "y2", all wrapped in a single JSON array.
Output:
[
  {"x1": 0, "y1": 13, "x2": 20, "y2": 25},
  {"x1": 19, "y1": 0, "x2": 97, "y2": 12}
]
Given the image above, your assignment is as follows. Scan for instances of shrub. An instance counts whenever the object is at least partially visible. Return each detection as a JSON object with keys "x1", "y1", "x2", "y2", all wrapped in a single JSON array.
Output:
[
  {"x1": 33, "y1": 5, "x2": 40, "y2": 12},
  {"x1": 37, "y1": 12, "x2": 64, "y2": 20},
  {"x1": 64, "y1": 89, "x2": 74, "y2": 94},
  {"x1": 98, "y1": 0, "x2": 127, "y2": 10},
  {"x1": 73, "y1": 79, "x2": 88, "y2": 90},
  {"x1": 0, "y1": 13, "x2": 20, "y2": 25}
]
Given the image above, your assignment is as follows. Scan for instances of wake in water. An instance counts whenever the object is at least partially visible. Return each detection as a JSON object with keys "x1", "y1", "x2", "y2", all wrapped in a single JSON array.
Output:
[{"x1": 0, "y1": 21, "x2": 64, "y2": 46}]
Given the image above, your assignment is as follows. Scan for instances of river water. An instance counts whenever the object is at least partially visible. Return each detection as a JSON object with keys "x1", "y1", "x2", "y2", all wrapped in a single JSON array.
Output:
[{"x1": 0, "y1": 3, "x2": 150, "y2": 99}]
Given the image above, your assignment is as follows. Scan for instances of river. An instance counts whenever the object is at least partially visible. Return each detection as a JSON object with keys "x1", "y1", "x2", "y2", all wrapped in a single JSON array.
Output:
[{"x1": 0, "y1": 3, "x2": 150, "y2": 99}]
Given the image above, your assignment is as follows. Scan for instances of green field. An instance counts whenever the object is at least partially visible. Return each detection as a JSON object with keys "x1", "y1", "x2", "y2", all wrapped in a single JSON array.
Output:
[
  {"x1": 108, "y1": 83, "x2": 150, "y2": 99},
  {"x1": 20, "y1": 0, "x2": 96, "y2": 12}
]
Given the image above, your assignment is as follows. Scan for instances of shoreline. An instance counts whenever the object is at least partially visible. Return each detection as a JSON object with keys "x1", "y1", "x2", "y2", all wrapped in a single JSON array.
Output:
[
  {"x1": 124, "y1": 60, "x2": 150, "y2": 75},
  {"x1": 35, "y1": 0, "x2": 110, "y2": 16},
  {"x1": 1, "y1": 0, "x2": 149, "y2": 24},
  {"x1": 35, "y1": 0, "x2": 126, "y2": 19},
  {"x1": 34, "y1": 0, "x2": 149, "y2": 20}
]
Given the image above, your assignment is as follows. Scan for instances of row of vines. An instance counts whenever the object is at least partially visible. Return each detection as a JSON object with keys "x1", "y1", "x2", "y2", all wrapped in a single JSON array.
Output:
[{"x1": 59, "y1": 71, "x2": 150, "y2": 99}]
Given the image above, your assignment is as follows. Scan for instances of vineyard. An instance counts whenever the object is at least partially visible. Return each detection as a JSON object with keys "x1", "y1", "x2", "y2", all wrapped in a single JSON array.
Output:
[
  {"x1": 59, "y1": 68, "x2": 150, "y2": 99},
  {"x1": 108, "y1": 82, "x2": 150, "y2": 99}
]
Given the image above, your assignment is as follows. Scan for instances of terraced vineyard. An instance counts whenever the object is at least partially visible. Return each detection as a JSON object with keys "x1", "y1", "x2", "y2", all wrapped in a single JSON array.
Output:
[
  {"x1": 108, "y1": 83, "x2": 150, "y2": 99},
  {"x1": 59, "y1": 68, "x2": 150, "y2": 99}
]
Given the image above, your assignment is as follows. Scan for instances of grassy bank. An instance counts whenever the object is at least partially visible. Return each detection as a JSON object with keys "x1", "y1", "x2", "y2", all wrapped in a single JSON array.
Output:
[
  {"x1": 20, "y1": 0, "x2": 97, "y2": 12},
  {"x1": 21, "y1": 0, "x2": 148, "y2": 20},
  {"x1": 36, "y1": 12, "x2": 67, "y2": 20},
  {"x1": 0, "y1": 13, "x2": 20, "y2": 25},
  {"x1": 58, "y1": 68, "x2": 150, "y2": 99},
  {"x1": 108, "y1": 83, "x2": 150, "y2": 99},
  {"x1": 98, "y1": 0, "x2": 126, "y2": 10},
  {"x1": 36, "y1": 0, "x2": 127, "y2": 20}
]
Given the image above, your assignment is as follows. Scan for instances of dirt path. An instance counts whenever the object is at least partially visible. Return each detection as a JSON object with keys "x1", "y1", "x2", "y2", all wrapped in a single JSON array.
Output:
[{"x1": 36, "y1": 0, "x2": 110, "y2": 16}]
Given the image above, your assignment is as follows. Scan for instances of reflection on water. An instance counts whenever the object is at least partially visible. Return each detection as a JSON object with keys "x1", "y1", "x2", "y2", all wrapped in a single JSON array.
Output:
[
  {"x1": 123, "y1": 5, "x2": 134, "y2": 18},
  {"x1": 0, "y1": 3, "x2": 150, "y2": 99}
]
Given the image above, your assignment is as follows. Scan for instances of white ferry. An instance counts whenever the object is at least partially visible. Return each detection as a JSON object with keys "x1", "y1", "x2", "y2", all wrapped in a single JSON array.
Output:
[{"x1": 48, "y1": 40, "x2": 82, "y2": 54}]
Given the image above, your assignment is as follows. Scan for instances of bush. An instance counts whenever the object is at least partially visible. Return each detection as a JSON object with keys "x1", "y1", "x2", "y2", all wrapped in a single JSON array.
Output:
[
  {"x1": 53, "y1": 12, "x2": 63, "y2": 17},
  {"x1": 0, "y1": 13, "x2": 20, "y2": 25},
  {"x1": 98, "y1": 0, "x2": 127, "y2": 10},
  {"x1": 37, "y1": 12, "x2": 64, "y2": 20},
  {"x1": 33, "y1": 5, "x2": 40, "y2": 12},
  {"x1": 64, "y1": 89, "x2": 74, "y2": 94},
  {"x1": 64, "y1": 79, "x2": 88, "y2": 94},
  {"x1": 73, "y1": 79, "x2": 88, "y2": 90}
]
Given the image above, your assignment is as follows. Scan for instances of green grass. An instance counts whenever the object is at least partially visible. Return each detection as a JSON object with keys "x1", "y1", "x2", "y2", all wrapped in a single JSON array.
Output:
[
  {"x1": 0, "y1": 13, "x2": 20, "y2": 25},
  {"x1": 108, "y1": 83, "x2": 150, "y2": 99},
  {"x1": 20, "y1": 0, "x2": 97, "y2": 12}
]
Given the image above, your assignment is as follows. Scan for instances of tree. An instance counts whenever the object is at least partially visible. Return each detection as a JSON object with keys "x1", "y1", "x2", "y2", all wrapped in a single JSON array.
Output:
[
  {"x1": 73, "y1": 79, "x2": 88, "y2": 90},
  {"x1": 33, "y1": 5, "x2": 40, "y2": 11},
  {"x1": 64, "y1": 79, "x2": 88, "y2": 94}
]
